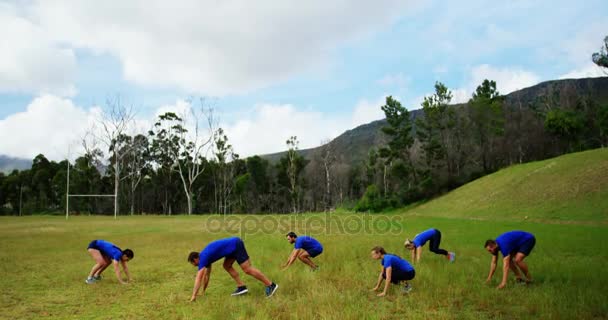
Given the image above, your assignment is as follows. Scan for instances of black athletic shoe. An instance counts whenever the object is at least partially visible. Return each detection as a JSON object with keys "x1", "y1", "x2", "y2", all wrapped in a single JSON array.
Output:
[
  {"x1": 231, "y1": 286, "x2": 249, "y2": 296},
  {"x1": 265, "y1": 282, "x2": 278, "y2": 298}
]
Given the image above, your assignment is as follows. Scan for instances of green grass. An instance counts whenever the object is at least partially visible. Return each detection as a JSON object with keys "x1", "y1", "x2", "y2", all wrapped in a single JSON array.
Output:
[
  {"x1": 0, "y1": 214, "x2": 607, "y2": 320},
  {"x1": 408, "y1": 148, "x2": 608, "y2": 222}
]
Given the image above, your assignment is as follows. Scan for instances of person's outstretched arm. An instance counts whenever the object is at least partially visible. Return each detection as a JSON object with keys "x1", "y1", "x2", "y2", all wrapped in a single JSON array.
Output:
[
  {"x1": 112, "y1": 260, "x2": 127, "y2": 284},
  {"x1": 416, "y1": 247, "x2": 422, "y2": 262},
  {"x1": 378, "y1": 267, "x2": 392, "y2": 297},
  {"x1": 411, "y1": 248, "x2": 415, "y2": 262},
  {"x1": 486, "y1": 255, "x2": 498, "y2": 283},
  {"x1": 282, "y1": 249, "x2": 301, "y2": 269},
  {"x1": 498, "y1": 256, "x2": 510, "y2": 289},
  {"x1": 121, "y1": 260, "x2": 131, "y2": 282},
  {"x1": 371, "y1": 268, "x2": 384, "y2": 292},
  {"x1": 191, "y1": 266, "x2": 211, "y2": 301}
]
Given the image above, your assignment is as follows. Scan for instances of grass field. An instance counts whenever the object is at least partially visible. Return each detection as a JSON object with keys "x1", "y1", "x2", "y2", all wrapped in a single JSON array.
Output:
[
  {"x1": 0, "y1": 214, "x2": 607, "y2": 320},
  {"x1": 1, "y1": 149, "x2": 607, "y2": 319}
]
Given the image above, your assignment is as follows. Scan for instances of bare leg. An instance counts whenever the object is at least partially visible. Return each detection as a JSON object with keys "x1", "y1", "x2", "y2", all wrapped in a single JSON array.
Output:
[
  {"x1": 95, "y1": 256, "x2": 111, "y2": 276},
  {"x1": 509, "y1": 260, "x2": 523, "y2": 280},
  {"x1": 514, "y1": 253, "x2": 532, "y2": 282},
  {"x1": 87, "y1": 249, "x2": 106, "y2": 278},
  {"x1": 223, "y1": 258, "x2": 245, "y2": 287},
  {"x1": 239, "y1": 260, "x2": 272, "y2": 286},
  {"x1": 298, "y1": 251, "x2": 317, "y2": 269}
]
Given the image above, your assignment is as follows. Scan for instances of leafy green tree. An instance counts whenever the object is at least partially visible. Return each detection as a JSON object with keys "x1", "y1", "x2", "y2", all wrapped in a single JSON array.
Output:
[
  {"x1": 30, "y1": 154, "x2": 54, "y2": 211},
  {"x1": 245, "y1": 156, "x2": 271, "y2": 211},
  {"x1": 277, "y1": 136, "x2": 308, "y2": 213},
  {"x1": 468, "y1": 79, "x2": 505, "y2": 173},
  {"x1": 592, "y1": 36, "x2": 608, "y2": 71},
  {"x1": 213, "y1": 128, "x2": 239, "y2": 214},
  {"x1": 599, "y1": 104, "x2": 608, "y2": 147},
  {"x1": 545, "y1": 109, "x2": 584, "y2": 152},
  {"x1": 354, "y1": 184, "x2": 386, "y2": 212},
  {"x1": 378, "y1": 96, "x2": 417, "y2": 198},
  {"x1": 149, "y1": 112, "x2": 182, "y2": 214},
  {"x1": 416, "y1": 82, "x2": 457, "y2": 189}
]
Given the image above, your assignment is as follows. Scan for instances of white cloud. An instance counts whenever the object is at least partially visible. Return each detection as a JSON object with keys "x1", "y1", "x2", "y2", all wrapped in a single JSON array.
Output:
[
  {"x1": 223, "y1": 96, "x2": 393, "y2": 158},
  {"x1": 0, "y1": 4, "x2": 76, "y2": 96},
  {"x1": 450, "y1": 88, "x2": 470, "y2": 104},
  {"x1": 559, "y1": 63, "x2": 607, "y2": 80},
  {"x1": 15, "y1": 0, "x2": 412, "y2": 96},
  {"x1": 223, "y1": 104, "x2": 336, "y2": 157},
  {"x1": 470, "y1": 64, "x2": 540, "y2": 94},
  {"x1": 440, "y1": 64, "x2": 541, "y2": 104},
  {"x1": 351, "y1": 97, "x2": 387, "y2": 127},
  {"x1": 0, "y1": 95, "x2": 95, "y2": 160}
]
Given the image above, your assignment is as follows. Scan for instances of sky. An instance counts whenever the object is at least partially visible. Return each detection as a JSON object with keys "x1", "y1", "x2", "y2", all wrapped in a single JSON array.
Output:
[{"x1": 0, "y1": 0, "x2": 607, "y2": 161}]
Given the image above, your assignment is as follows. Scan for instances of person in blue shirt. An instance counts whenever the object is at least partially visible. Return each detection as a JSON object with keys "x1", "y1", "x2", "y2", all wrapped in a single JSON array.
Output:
[
  {"x1": 485, "y1": 230, "x2": 536, "y2": 289},
  {"x1": 187, "y1": 237, "x2": 278, "y2": 301},
  {"x1": 370, "y1": 246, "x2": 415, "y2": 297},
  {"x1": 282, "y1": 232, "x2": 323, "y2": 271},
  {"x1": 404, "y1": 228, "x2": 455, "y2": 262},
  {"x1": 85, "y1": 240, "x2": 134, "y2": 284}
]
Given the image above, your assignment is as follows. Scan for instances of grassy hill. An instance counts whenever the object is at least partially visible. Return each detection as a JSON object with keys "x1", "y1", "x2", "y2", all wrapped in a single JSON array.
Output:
[{"x1": 407, "y1": 148, "x2": 608, "y2": 222}]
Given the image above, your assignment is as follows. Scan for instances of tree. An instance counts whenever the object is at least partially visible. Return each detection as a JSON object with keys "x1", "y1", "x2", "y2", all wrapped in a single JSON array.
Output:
[
  {"x1": 318, "y1": 139, "x2": 336, "y2": 211},
  {"x1": 286, "y1": 136, "x2": 301, "y2": 213},
  {"x1": 379, "y1": 96, "x2": 417, "y2": 197},
  {"x1": 149, "y1": 101, "x2": 214, "y2": 215},
  {"x1": 599, "y1": 104, "x2": 608, "y2": 147},
  {"x1": 592, "y1": 35, "x2": 608, "y2": 72},
  {"x1": 468, "y1": 80, "x2": 505, "y2": 173},
  {"x1": 245, "y1": 156, "x2": 271, "y2": 212},
  {"x1": 213, "y1": 128, "x2": 238, "y2": 214},
  {"x1": 416, "y1": 82, "x2": 457, "y2": 188},
  {"x1": 84, "y1": 97, "x2": 136, "y2": 217},
  {"x1": 123, "y1": 134, "x2": 150, "y2": 215},
  {"x1": 544, "y1": 109, "x2": 584, "y2": 152}
]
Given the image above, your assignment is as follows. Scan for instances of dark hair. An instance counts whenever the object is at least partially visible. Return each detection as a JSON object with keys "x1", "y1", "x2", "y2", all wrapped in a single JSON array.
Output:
[
  {"x1": 123, "y1": 249, "x2": 134, "y2": 259},
  {"x1": 286, "y1": 232, "x2": 298, "y2": 238},
  {"x1": 484, "y1": 239, "x2": 496, "y2": 248},
  {"x1": 371, "y1": 246, "x2": 386, "y2": 255},
  {"x1": 188, "y1": 251, "x2": 199, "y2": 263}
]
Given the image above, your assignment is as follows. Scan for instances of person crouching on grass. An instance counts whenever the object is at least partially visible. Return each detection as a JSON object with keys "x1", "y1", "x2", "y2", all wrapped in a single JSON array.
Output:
[
  {"x1": 282, "y1": 232, "x2": 323, "y2": 271},
  {"x1": 484, "y1": 230, "x2": 536, "y2": 289},
  {"x1": 187, "y1": 237, "x2": 278, "y2": 301},
  {"x1": 85, "y1": 240, "x2": 133, "y2": 284},
  {"x1": 404, "y1": 228, "x2": 455, "y2": 263},
  {"x1": 370, "y1": 246, "x2": 415, "y2": 297}
]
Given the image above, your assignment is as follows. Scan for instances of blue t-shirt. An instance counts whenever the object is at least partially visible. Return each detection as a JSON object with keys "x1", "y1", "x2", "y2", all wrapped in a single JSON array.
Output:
[
  {"x1": 412, "y1": 229, "x2": 437, "y2": 247},
  {"x1": 294, "y1": 236, "x2": 323, "y2": 253},
  {"x1": 381, "y1": 254, "x2": 415, "y2": 273},
  {"x1": 96, "y1": 240, "x2": 123, "y2": 261},
  {"x1": 496, "y1": 231, "x2": 535, "y2": 257},
  {"x1": 198, "y1": 237, "x2": 240, "y2": 270}
]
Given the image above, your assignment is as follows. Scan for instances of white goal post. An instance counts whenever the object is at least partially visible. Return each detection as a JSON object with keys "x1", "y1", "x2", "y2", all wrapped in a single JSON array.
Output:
[{"x1": 65, "y1": 159, "x2": 117, "y2": 219}]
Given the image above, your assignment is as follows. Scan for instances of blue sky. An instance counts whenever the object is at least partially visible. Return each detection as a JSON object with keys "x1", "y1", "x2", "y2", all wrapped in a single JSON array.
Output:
[{"x1": 0, "y1": 0, "x2": 606, "y2": 160}]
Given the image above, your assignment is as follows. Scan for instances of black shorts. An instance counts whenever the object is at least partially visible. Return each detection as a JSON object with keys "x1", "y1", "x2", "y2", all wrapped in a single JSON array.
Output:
[
  {"x1": 306, "y1": 247, "x2": 323, "y2": 258},
  {"x1": 87, "y1": 240, "x2": 110, "y2": 259},
  {"x1": 517, "y1": 237, "x2": 536, "y2": 256},
  {"x1": 383, "y1": 269, "x2": 415, "y2": 284},
  {"x1": 226, "y1": 238, "x2": 250, "y2": 265}
]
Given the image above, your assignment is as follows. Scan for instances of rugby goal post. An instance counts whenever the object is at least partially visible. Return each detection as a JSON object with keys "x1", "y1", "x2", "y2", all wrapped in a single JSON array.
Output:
[{"x1": 65, "y1": 159, "x2": 117, "y2": 220}]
